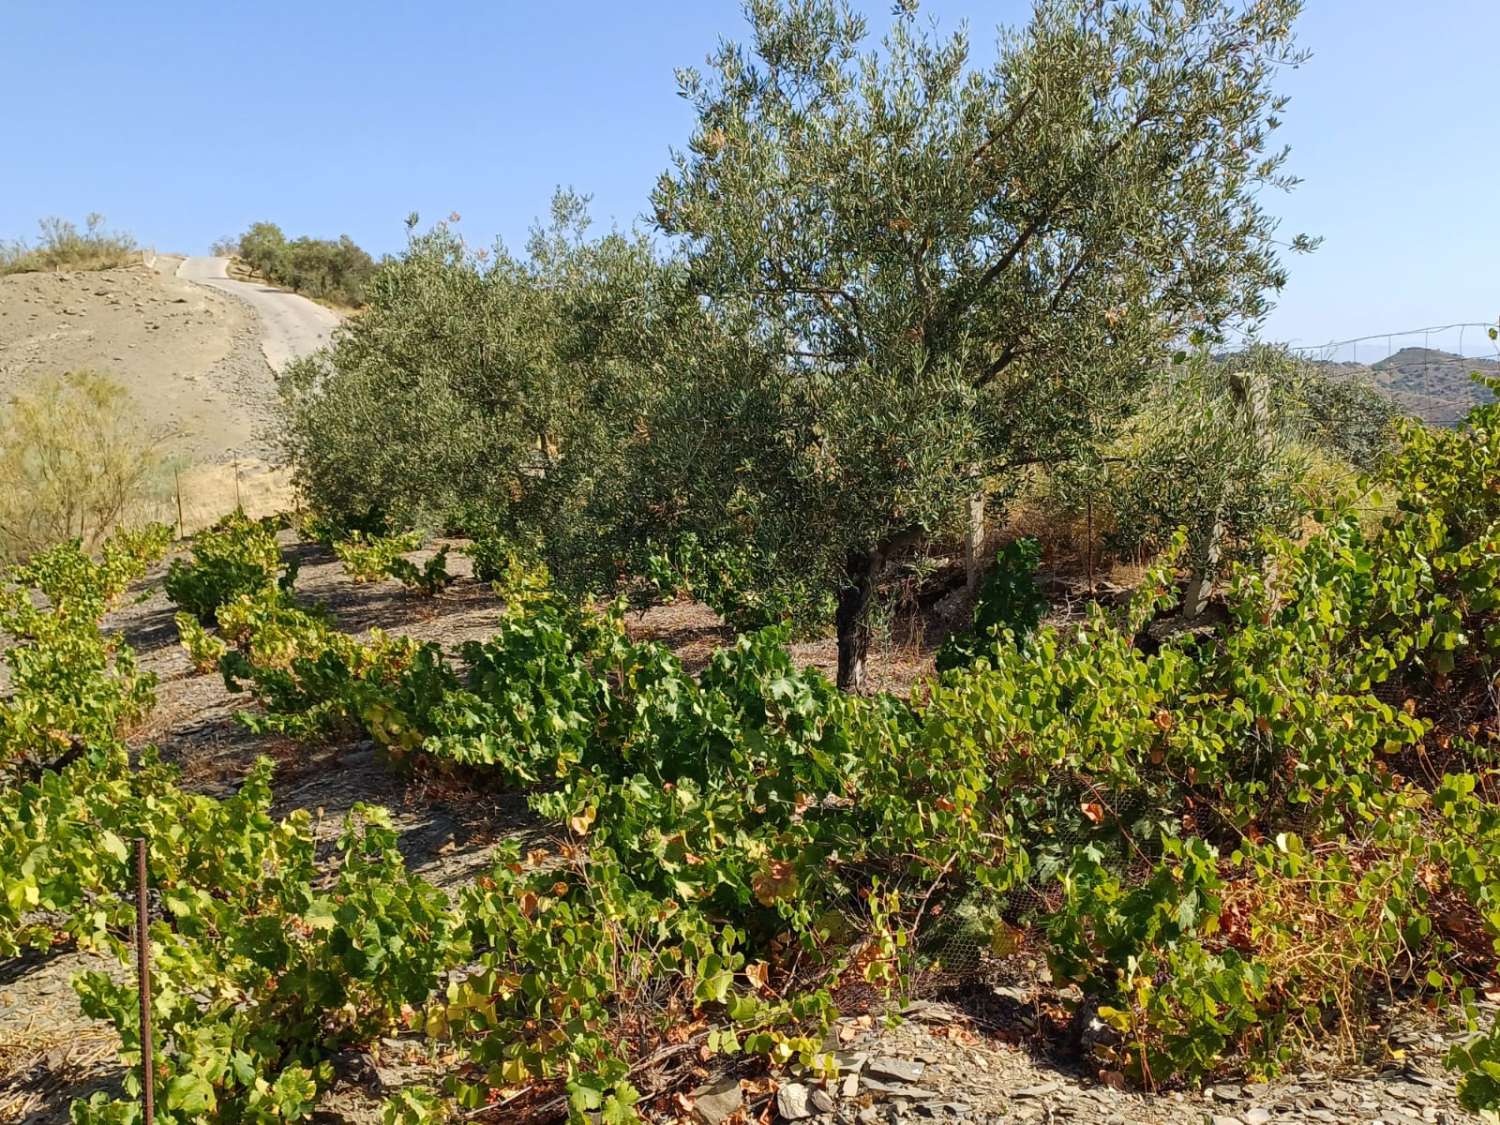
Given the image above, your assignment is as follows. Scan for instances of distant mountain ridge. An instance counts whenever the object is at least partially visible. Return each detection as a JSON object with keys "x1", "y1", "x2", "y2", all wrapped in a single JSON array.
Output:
[{"x1": 1311, "y1": 347, "x2": 1500, "y2": 425}]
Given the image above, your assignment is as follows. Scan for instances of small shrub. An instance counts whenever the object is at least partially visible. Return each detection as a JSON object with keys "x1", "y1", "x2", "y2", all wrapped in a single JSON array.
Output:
[
  {"x1": 0, "y1": 213, "x2": 137, "y2": 275},
  {"x1": 334, "y1": 532, "x2": 452, "y2": 595},
  {"x1": 467, "y1": 536, "x2": 552, "y2": 606},
  {"x1": 464, "y1": 532, "x2": 521, "y2": 585},
  {"x1": 1294, "y1": 365, "x2": 1400, "y2": 470},
  {"x1": 165, "y1": 510, "x2": 295, "y2": 622},
  {"x1": 388, "y1": 546, "x2": 454, "y2": 596},
  {"x1": 635, "y1": 532, "x2": 831, "y2": 634},
  {"x1": 1108, "y1": 351, "x2": 1312, "y2": 574},
  {"x1": 0, "y1": 527, "x2": 171, "y2": 778},
  {"x1": 0, "y1": 371, "x2": 168, "y2": 563},
  {"x1": 70, "y1": 804, "x2": 461, "y2": 1125},
  {"x1": 174, "y1": 612, "x2": 227, "y2": 674},
  {"x1": 334, "y1": 530, "x2": 424, "y2": 582},
  {"x1": 936, "y1": 538, "x2": 1047, "y2": 671}
]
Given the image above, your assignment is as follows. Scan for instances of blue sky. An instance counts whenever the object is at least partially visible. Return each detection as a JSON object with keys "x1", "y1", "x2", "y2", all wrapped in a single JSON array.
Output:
[{"x1": 1, "y1": 0, "x2": 1495, "y2": 350}]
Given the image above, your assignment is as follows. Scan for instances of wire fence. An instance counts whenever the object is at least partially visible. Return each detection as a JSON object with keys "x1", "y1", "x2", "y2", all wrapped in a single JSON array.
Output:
[{"x1": 1285, "y1": 321, "x2": 1500, "y2": 427}]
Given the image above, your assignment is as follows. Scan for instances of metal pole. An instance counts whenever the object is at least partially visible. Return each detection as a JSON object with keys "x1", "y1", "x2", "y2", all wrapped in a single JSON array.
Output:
[
  {"x1": 135, "y1": 837, "x2": 154, "y2": 1122},
  {"x1": 174, "y1": 468, "x2": 184, "y2": 540}
]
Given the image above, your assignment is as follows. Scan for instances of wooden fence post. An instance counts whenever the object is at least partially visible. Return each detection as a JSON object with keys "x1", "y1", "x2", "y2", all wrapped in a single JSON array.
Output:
[
  {"x1": 174, "y1": 468, "x2": 184, "y2": 540},
  {"x1": 1185, "y1": 370, "x2": 1268, "y2": 619},
  {"x1": 963, "y1": 473, "x2": 985, "y2": 596}
]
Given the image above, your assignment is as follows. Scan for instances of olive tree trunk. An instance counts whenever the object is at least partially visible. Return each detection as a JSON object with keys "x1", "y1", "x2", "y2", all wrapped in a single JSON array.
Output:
[{"x1": 835, "y1": 549, "x2": 878, "y2": 693}]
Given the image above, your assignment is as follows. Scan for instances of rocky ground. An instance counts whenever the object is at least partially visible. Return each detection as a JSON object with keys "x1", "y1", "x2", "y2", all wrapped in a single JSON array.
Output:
[
  {"x1": 0, "y1": 538, "x2": 1485, "y2": 1122},
  {"x1": 0, "y1": 256, "x2": 295, "y2": 531},
  {"x1": 0, "y1": 257, "x2": 276, "y2": 463},
  {"x1": 708, "y1": 997, "x2": 1476, "y2": 1125}
]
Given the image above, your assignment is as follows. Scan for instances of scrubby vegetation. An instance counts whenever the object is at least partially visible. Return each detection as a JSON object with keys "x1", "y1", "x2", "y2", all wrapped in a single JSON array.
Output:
[
  {"x1": 164, "y1": 509, "x2": 297, "y2": 622},
  {"x1": 0, "y1": 371, "x2": 169, "y2": 563},
  {"x1": 333, "y1": 530, "x2": 454, "y2": 594},
  {"x1": 6, "y1": 1, "x2": 1498, "y2": 1123},
  {"x1": 0, "y1": 213, "x2": 139, "y2": 275},
  {"x1": 8, "y1": 386, "x2": 1500, "y2": 1120},
  {"x1": 219, "y1": 220, "x2": 378, "y2": 307}
]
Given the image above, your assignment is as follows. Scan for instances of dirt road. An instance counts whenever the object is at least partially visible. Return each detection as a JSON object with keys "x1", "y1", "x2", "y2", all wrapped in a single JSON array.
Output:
[{"x1": 177, "y1": 256, "x2": 340, "y2": 371}]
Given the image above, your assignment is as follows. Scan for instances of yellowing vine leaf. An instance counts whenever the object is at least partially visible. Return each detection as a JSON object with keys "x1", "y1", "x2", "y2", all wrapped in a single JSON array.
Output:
[{"x1": 569, "y1": 806, "x2": 596, "y2": 835}]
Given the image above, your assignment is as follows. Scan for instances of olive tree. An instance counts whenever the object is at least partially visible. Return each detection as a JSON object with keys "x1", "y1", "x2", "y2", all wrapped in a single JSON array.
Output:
[
  {"x1": 279, "y1": 195, "x2": 701, "y2": 561},
  {"x1": 650, "y1": 0, "x2": 1308, "y2": 690}
]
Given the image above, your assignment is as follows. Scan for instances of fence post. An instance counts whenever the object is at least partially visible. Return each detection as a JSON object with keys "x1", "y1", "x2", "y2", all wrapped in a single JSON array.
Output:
[
  {"x1": 135, "y1": 837, "x2": 154, "y2": 1122},
  {"x1": 963, "y1": 469, "x2": 985, "y2": 596},
  {"x1": 174, "y1": 468, "x2": 184, "y2": 540},
  {"x1": 1185, "y1": 370, "x2": 1267, "y2": 619},
  {"x1": 1086, "y1": 495, "x2": 1095, "y2": 596}
]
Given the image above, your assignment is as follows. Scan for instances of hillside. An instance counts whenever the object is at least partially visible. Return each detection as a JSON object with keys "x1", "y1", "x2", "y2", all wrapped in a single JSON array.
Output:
[
  {"x1": 1314, "y1": 347, "x2": 1500, "y2": 424},
  {"x1": 0, "y1": 257, "x2": 300, "y2": 530}
]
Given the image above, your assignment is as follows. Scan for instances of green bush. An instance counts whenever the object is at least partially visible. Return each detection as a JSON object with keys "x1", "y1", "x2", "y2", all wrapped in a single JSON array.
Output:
[
  {"x1": 1106, "y1": 349, "x2": 1314, "y2": 573},
  {"x1": 387, "y1": 546, "x2": 454, "y2": 596},
  {"x1": 1293, "y1": 363, "x2": 1400, "y2": 470},
  {"x1": 3, "y1": 535, "x2": 464, "y2": 1120},
  {"x1": 633, "y1": 532, "x2": 834, "y2": 635},
  {"x1": 231, "y1": 220, "x2": 377, "y2": 307},
  {"x1": 174, "y1": 611, "x2": 227, "y2": 674},
  {"x1": 335, "y1": 532, "x2": 454, "y2": 596},
  {"x1": 71, "y1": 805, "x2": 460, "y2": 1125},
  {"x1": 935, "y1": 537, "x2": 1047, "y2": 671},
  {"x1": 333, "y1": 530, "x2": 424, "y2": 582},
  {"x1": 0, "y1": 526, "x2": 170, "y2": 781},
  {"x1": 165, "y1": 510, "x2": 295, "y2": 622}
]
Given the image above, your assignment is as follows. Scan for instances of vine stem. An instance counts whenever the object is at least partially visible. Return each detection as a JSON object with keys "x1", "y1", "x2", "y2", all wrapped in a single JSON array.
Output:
[
  {"x1": 136, "y1": 836, "x2": 154, "y2": 1123},
  {"x1": 909, "y1": 851, "x2": 960, "y2": 954}
]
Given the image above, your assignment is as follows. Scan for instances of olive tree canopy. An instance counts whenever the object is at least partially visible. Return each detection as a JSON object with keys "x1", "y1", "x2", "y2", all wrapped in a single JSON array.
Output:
[{"x1": 649, "y1": 0, "x2": 1307, "y2": 689}]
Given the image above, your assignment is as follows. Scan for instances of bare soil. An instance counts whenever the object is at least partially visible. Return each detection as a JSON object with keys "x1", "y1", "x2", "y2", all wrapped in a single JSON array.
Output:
[{"x1": 0, "y1": 257, "x2": 294, "y2": 532}]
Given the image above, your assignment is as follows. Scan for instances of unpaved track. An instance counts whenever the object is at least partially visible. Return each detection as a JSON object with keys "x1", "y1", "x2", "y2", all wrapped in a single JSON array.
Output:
[{"x1": 177, "y1": 256, "x2": 339, "y2": 371}]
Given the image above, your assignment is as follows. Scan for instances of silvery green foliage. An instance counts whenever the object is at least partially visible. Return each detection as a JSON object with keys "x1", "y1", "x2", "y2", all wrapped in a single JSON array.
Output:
[{"x1": 647, "y1": 0, "x2": 1309, "y2": 686}]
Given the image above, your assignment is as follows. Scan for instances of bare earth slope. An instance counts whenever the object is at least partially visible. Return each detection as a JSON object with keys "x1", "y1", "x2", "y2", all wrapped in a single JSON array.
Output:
[
  {"x1": 0, "y1": 256, "x2": 343, "y2": 531},
  {"x1": 0, "y1": 259, "x2": 272, "y2": 462}
]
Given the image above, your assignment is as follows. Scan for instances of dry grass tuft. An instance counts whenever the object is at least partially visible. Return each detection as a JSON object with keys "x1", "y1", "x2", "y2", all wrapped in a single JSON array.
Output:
[{"x1": 0, "y1": 214, "x2": 139, "y2": 276}]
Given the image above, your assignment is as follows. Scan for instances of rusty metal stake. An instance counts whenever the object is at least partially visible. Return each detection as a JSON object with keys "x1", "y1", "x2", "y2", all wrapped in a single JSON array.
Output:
[{"x1": 135, "y1": 837, "x2": 154, "y2": 1123}]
